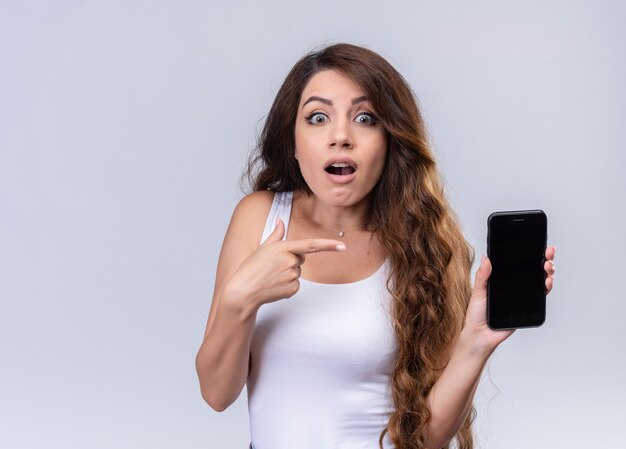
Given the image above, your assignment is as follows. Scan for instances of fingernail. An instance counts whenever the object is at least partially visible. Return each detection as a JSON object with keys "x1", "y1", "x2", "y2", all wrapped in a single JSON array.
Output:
[
  {"x1": 275, "y1": 217, "x2": 280, "y2": 227},
  {"x1": 481, "y1": 253, "x2": 487, "y2": 265},
  {"x1": 336, "y1": 244, "x2": 346, "y2": 251}
]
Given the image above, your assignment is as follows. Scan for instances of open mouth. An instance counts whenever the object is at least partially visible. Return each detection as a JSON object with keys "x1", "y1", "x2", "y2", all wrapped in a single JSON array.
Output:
[{"x1": 324, "y1": 162, "x2": 356, "y2": 176}]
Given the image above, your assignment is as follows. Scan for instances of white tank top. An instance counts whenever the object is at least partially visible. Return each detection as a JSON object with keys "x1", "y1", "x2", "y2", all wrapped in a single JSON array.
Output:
[{"x1": 247, "y1": 191, "x2": 398, "y2": 449}]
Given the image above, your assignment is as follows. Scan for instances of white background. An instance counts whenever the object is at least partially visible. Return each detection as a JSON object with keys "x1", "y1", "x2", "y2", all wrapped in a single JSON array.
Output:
[{"x1": 1, "y1": 1, "x2": 624, "y2": 448}]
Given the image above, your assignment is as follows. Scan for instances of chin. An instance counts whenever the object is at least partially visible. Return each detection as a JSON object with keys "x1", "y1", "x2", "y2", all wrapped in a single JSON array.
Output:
[
  {"x1": 324, "y1": 188, "x2": 368, "y2": 207},
  {"x1": 305, "y1": 177, "x2": 372, "y2": 207}
]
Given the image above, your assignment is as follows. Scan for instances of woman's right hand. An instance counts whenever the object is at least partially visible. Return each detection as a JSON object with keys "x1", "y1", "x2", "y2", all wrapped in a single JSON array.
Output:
[{"x1": 223, "y1": 217, "x2": 346, "y2": 308}]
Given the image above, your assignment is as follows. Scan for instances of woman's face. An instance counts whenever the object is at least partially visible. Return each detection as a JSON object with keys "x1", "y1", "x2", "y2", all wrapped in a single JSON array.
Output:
[{"x1": 294, "y1": 69, "x2": 387, "y2": 207}]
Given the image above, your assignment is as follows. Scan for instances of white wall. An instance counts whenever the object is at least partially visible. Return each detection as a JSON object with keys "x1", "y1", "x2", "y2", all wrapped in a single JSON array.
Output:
[{"x1": 1, "y1": 1, "x2": 624, "y2": 447}]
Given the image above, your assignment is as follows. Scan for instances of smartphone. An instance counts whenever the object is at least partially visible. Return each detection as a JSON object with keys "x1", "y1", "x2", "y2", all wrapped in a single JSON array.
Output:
[{"x1": 487, "y1": 210, "x2": 548, "y2": 330}]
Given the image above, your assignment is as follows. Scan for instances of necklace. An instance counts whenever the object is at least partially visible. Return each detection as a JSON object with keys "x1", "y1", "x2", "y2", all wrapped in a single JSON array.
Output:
[
  {"x1": 329, "y1": 228, "x2": 356, "y2": 238},
  {"x1": 325, "y1": 225, "x2": 365, "y2": 238},
  {"x1": 324, "y1": 226, "x2": 347, "y2": 238},
  {"x1": 319, "y1": 227, "x2": 346, "y2": 238}
]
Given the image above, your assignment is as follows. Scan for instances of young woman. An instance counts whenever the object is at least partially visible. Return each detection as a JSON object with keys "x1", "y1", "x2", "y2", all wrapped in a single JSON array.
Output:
[{"x1": 195, "y1": 43, "x2": 556, "y2": 449}]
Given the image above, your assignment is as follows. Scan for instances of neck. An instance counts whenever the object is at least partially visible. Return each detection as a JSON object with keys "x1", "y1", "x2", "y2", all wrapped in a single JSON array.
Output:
[{"x1": 298, "y1": 190, "x2": 369, "y2": 234}]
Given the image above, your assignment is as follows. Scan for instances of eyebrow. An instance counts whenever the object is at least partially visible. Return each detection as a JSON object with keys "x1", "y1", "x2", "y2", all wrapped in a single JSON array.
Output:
[{"x1": 302, "y1": 95, "x2": 368, "y2": 108}]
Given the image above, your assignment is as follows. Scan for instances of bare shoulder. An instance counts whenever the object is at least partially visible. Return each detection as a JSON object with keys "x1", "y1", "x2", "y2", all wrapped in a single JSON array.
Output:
[
  {"x1": 235, "y1": 189, "x2": 274, "y2": 215},
  {"x1": 202, "y1": 190, "x2": 274, "y2": 337},
  {"x1": 230, "y1": 190, "x2": 275, "y2": 244},
  {"x1": 222, "y1": 189, "x2": 275, "y2": 274}
]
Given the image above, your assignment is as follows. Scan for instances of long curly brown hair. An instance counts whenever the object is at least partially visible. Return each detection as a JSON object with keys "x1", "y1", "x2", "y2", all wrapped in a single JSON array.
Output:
[{"x1": 243, "y1": 43, "x2": 476, "y2": 449}]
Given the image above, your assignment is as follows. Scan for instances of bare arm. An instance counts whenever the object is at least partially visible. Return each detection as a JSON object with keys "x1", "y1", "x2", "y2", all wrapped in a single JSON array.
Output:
[
  {"x1": 421, "y1": 253, "x2": 505, "y2": 448},
  {"x1": 194, "y1": 191, "x2": 272, "y2": 411},
  {"x1": 196, "y1": 287, "x2": 260, "y2": 411},
  {"x1": 422, "y1": 249, "x2": 556, "y2": 448},
  {"x1": 422, "y1": 330, "x2": 491, "y2": 449}
]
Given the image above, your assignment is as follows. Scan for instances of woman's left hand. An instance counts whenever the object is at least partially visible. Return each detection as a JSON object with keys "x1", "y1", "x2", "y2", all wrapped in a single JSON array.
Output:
[{"x1": 462, "y1": 246, "x2": 557, "y2": 354}]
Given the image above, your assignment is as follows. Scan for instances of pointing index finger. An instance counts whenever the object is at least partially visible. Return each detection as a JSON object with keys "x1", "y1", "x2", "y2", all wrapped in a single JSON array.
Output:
[{"x1": 281, "y1": 238, "x2": 346, "y2": 255}]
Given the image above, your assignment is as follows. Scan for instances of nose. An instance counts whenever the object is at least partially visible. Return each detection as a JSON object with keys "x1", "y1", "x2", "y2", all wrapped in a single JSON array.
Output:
[{"x1": 328, "y1": 117, "x2": 353, "y2": 149}]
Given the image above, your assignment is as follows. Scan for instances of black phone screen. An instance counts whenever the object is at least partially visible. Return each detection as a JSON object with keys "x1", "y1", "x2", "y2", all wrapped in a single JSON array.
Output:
[{"x1": 487, "y1": 210, "x2": 547, "y2": 329}]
